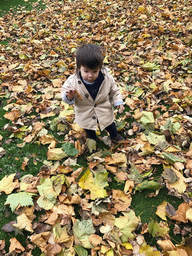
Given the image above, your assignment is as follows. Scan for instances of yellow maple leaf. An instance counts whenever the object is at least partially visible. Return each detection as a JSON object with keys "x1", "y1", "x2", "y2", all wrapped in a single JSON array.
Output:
[
  {"x1": 47, "y1": 148, "x2": 67, "y2": 160},
  {"x1": 168, "y1": 168, "x2": 187, "y2": 193},
  {"x1": 78, "y1": 169, "x2": 93, "y2": 190},
  {"x1": 0, "y1": 173, "x2": 19, "y2": 194},
  {"x1": 139, "y1": 244, "x2": 161, "y2": 255},
  {"x1": 79, "y1": 169, "x2": 108, "y2": 200},
  {"x1": 59, "y1": 109, "x2": 74, "y2": 121},
  {"x1": 156, "y1": 201, "x2": 167, "y2": 221}
]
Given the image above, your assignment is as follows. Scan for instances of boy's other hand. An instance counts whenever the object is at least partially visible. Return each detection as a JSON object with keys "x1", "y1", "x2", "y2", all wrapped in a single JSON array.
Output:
[
  {"x1": 66, "y1": 90, "x2": 75, "y2": 100},
  {"x1": 116, "y1": 104, "x2": 125, "y2": 114}
]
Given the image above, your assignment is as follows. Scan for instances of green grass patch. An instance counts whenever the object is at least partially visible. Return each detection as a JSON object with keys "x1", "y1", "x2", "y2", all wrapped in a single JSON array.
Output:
[{"x1": 0, "y1": 0, "x2": 45, "y2": 17}]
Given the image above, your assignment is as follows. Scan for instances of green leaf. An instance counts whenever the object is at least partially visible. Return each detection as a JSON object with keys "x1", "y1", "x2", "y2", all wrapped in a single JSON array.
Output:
[
  {"x1": 128, "y1": 164, "x2": 143, "y2": 184},
  {"x1": 51, "y1": 174, "x2": 66, "y2": 195},
  {"x1": 116, "y1": 120, "x2": 126, "y2": 131},
  {"x1": 139, "y1": 245, "x2": 161, "y2": 255},
  {"x1": 162, "y1": 168, "x2": 180, "y2": 183},
  {"x1": 142, "y1": 62, "x2": 160, "y2": 71},
  {"x1": 85, "y1": 139, "x2": 96, "y2": 153},
  {"x1": 74, "y1": 245, "x2": 88, "y2": 256},
  {"x1": 0, "y1": 55, "x2": 5, "y2": 61},
  {"x1": 39, "y1": 54, "x2": 47, "y2": 60},
  {"x1": 37, "y1": 178, "x2": 57, "y2": 210},
  {"x1": 133, "y1": 88, "x2": 144, "y2": 97},
  {"x1": 94, "y1": 171, "x2": 108, "y2": 189},
  {"x1": 160, "y1": 118, "x2": 181, "y2": 134},
  {"x1": 148, "y1": 220, "x2": 169, "y2": 238},
  {"x1": 50, "y1": 117, "x2": 59, "y2": 131},
  {"x1": 140, "y1": 111, "x2": 155, "y2": 125},
  {"x1": 140, "y1": 112, "x2": 156, "y2": 131},
  {"x1": 5, "y1": 192, "x2": 34, "y2": 212},
  {"x1": 19, "y1": 53, "x2": 28, "y2": 60},
  {"x1": 115, "y1": 210, "x2": 140, "y2": 240},
  {"x1": 73, "y1": 219, "x2": 95, "y2": 248},
  {"x1": 161, "y1": 152, "x2": 186, "y2": 164},
  {"x1": 78, "y1": 168, "x2": 108, "y2": 200},
  {"x1": 146, "y1": 132, "x2": 166, "y2": 145},
  {"x1": 62, "y1": 142, "x2": 79, "y2": 156},
  {"x1": 135, "y1": 180, "x2": 162, "y2": 191}
]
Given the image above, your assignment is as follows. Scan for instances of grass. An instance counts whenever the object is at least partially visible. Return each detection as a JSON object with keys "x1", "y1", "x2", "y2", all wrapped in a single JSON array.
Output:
[
  {"x1": 0, "y1": 99, "x2": 44, "y2": 254},
  {"x1": 0, "y1": 93, "x2": 183, "y2": 253},
  {"x1": 0, "y1": 0, "x2": 45, "y2": 17}
]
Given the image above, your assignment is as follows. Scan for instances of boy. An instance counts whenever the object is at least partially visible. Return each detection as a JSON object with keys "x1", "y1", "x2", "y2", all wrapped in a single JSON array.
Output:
[{"x1": 61, "y1": 44, "x2": 124, "y2": 142}]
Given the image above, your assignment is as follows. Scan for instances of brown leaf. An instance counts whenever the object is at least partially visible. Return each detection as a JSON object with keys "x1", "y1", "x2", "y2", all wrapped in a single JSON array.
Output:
[
  {"x1": 4, "y1": 109, "x2": 20, "y2": 121},
  {"x1": 58, "y1": 194, "x2": 81, "y2": 205},
  {"x1": 115, "y1": 171, "x2": 129, "y2": 181},
  {"x1": 89, "y1": 234, "x2": 102, "y2": 247},
  {"x1": 13, "y1": 213, "x2": 33, "y2": 233},
  {"x1": 124, "y1": 179, "x2": 135, "y2": 194},
  {"x1": 169, "y1": 203, "x2": 189, "y2": 223},
  {"x1": 157, "y1": 239, "x2": 175, "y2": 251},
  {"x1": 30, "y1": 232, "x2": 51, "y2": 252},
  {"x1": 186, "y1": 160, "x2": 192, "y2": 170},
  {"x1": 1, "y1": 221, "x2": 16, "y2": 233},
  {"x1": 112, "y1": 190, "x2": 132, "y2": 211},
  {"x1": 166, "y1": 203, "x2": 177, "y2": 217},
  {"x1": 0, "y1": 239, "x2": 5, "y2": 251},
  {"x1": 9, "y1": 238, "x2": 25, "y2": 253},
  {"x1": 46, "y1": 244, "x2": 62, "y2": 256}
]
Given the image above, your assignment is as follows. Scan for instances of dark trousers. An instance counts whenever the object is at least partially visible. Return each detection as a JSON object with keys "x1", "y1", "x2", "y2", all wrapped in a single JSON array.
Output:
[{"x1": 84, "y1": 122, "x2": 118, "y2": 140}]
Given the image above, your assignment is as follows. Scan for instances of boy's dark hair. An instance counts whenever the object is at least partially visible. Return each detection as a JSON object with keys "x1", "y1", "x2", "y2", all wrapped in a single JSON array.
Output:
[{"x1": 76, "y1": 44, "x2": 104, "y2": 70}]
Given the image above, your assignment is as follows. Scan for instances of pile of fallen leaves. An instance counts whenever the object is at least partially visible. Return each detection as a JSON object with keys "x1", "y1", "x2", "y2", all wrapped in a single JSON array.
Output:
[{"x1": 0, "y1": 0, "x2": 192, "y2": 255}]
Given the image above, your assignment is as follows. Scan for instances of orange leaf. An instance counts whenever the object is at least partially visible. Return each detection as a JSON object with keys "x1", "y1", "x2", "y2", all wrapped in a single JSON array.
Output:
[
  {"x1": 170, "y1": 203, "x2": 189, "y2": 223},
  {"x1": 4, "y1": 109, "x2": 20, "y2": 121}
]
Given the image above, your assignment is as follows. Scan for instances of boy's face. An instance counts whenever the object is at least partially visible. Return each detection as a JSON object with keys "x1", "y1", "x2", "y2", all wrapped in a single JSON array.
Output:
[{"x1": 80, "y1": 66, "x2": 100, "y2": 83}]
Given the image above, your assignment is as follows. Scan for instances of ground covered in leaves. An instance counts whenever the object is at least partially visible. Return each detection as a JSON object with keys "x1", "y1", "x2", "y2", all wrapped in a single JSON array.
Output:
[{"x1": 0, "y1": 0, "x2": 192, "y2": 255}]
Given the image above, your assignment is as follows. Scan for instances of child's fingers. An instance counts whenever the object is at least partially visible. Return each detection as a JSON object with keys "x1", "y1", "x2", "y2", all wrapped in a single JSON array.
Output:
[{"x1": 118, "y1": 105, "x2": 124, "y2": 114}]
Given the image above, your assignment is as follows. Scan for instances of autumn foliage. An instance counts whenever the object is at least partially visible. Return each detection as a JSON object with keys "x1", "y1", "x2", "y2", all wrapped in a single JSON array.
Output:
[{"x1": 0, "y1": 0, "x2": 192, "y2": 255}]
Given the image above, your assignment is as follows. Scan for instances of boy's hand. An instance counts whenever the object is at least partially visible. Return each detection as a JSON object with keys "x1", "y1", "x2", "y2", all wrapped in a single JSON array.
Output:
[
  {"x1": 116, "y1": 104, "x2": 125, "y2": 114},
  {"x1": 66, "y1": 90, "x2": 75, "y2": 100}
]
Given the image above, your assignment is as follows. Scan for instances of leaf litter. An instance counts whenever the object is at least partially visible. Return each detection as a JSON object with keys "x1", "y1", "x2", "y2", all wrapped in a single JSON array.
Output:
[{"x1": 0, "y1": 0, "x2": 192, "y2": 255}]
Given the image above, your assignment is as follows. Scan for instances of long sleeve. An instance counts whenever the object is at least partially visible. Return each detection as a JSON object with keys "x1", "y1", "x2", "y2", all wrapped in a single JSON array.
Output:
[
  {"x1": 61, "y1": 74, "x2": 76, "y2": 104},
  {"x1": 108, "y1": 74, "x2": 124, "y2": 106}
]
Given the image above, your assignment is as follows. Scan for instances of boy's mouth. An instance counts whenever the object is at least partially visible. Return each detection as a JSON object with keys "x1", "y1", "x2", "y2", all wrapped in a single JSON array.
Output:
[{"x1": 86, "y1": 79, "x2": 95, "y2": 83}]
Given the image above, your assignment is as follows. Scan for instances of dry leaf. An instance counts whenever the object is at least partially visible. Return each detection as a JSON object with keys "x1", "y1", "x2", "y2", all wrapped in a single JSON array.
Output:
[
  {"x1": 170, "y1": 203, "x2": 189, "y2": 223},
  {"x1": 13, "y1": 213, "x2": 33, "y2": 232},
  {"x1": 9, "y1": 238, "x2": 25, "y2": 253},
  {"x1": 167, "y1": 168, "x2": 187, "y2": 193},
  {"x1": 157, "y1": 239, "x2": 176, "y2": 251},
  {"x1": 156, "y1": 201, "x2": 167, "y2": 221},
  {"x1": 112, "y1": 190, "x2": 132, "y2": 211},
  {"x1": 30, "y1": 232, "x2": 51, "y2": 252},
  {"x1": 89, "y1": 234, "x2": 102, "y2": 247},
  {"x1": 0, "y1": 173, "x2": 19, "y2": 194}
]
